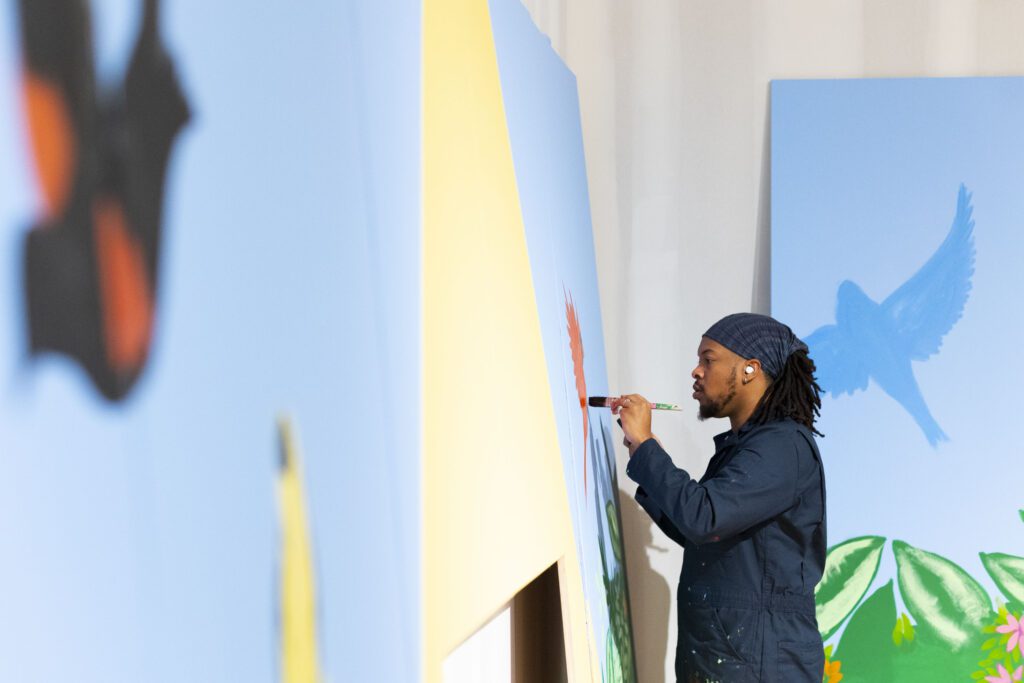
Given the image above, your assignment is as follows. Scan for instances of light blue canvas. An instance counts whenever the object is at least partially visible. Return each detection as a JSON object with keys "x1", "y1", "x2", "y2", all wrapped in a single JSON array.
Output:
[
  {"x1": 773, "y1": 77, "x2": 1024, "y2": 681},
  {"x1": 0, "y1": 1, "x2": 419, "y2": 681},
  {"x1": 489, "y1": 1, "x2": 637, "y2": 680}
]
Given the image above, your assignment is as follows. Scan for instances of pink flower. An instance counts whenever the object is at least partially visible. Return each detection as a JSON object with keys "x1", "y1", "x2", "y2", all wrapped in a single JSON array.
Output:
[
  {"x1": 996, "y1": 612, "x2": 1024, "y2": 657},
  {"x1": 985, "y1": 663, "x2": 1023, "y2": 683}
]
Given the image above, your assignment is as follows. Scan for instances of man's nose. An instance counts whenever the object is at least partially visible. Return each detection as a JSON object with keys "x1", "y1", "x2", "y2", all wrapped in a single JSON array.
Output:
[{"x1": 691, "y1": 366, "x2": 701, "y2": 380}]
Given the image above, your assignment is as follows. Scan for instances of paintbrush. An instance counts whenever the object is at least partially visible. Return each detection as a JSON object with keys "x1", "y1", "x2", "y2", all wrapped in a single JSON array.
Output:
[{"x1": 588, "y1": 396, "x2": 681, "y2": 411}]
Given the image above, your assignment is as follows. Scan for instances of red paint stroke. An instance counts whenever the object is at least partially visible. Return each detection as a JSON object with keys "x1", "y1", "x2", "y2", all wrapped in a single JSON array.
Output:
[
  {"x1": 93, "y1": 196, "x2": 153, "y2": 373},
  {"x1": 565, "y1": 288, "x2": 588, "y2": 498},
  {"x1": 23, "y1": 72, "x2": 75, "y2": 218}
]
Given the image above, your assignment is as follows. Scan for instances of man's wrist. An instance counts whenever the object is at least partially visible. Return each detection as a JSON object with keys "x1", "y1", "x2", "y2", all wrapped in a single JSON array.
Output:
[{"x1": 628, "y1": 433, "x2": 656, "y2": 457}]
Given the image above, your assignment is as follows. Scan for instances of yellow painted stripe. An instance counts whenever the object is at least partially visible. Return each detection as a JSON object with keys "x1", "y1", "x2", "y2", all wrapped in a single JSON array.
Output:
[
  {"x1": 277, "y1": 417, "x2": 322, "y2": 683},
  {"x1": 422, "y1": 0, "x2": 594, "y2": 680}
]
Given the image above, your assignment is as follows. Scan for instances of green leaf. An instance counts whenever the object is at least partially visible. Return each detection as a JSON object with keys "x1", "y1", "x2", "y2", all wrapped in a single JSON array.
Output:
[
  {"x1": 892, "y1": 612, "x2": 915, "y2": 648},
  {"x1": 981, "y1": 553, "x2": 1024, "y2": 606},
  {"x1": 902, "y1": 613, "x2": 915, "y2": 642},
  {"x1": 836, "y1": 580, "x2": 898, "y2": 679},
  {"x1": 895, "y1": 618, "x2": 984, "y2": 680},
  {"x1": 605, "y1": 629, "x2": 624, "y2": 683},
  {"x1": 894, "y1": 540, "x2": 992, "y2": 650},
  {"x1": 815, "y1": 536, "x2": 886, "y2": 640},
  {"x1": 606, "y1": 501, "x2": 623, "y2": 565}
]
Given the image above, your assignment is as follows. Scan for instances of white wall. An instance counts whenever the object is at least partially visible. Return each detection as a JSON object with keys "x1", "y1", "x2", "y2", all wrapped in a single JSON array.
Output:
[
  {"x1": 519, "y1": 2, "x2": 1024, "y2": 680},
  {"x1": 442, "y1": 606, "x2": 511, "y2": 683}
]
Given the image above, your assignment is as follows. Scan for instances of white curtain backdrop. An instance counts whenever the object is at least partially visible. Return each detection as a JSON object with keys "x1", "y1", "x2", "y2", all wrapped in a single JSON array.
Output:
[{"x1": 519, "y1": 2, "x2": 1024, "y2": 680}]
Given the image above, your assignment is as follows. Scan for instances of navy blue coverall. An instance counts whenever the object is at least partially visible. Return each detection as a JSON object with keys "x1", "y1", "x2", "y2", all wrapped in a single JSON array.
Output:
[{"x1": 626, "y1": 418, "x2": 826, "y2": 683}]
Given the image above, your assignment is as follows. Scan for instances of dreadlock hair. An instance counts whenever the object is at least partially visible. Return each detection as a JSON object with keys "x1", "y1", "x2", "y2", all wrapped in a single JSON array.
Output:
[{"x1": 749, "y1": 348, "x2": 824, "y2": 436}]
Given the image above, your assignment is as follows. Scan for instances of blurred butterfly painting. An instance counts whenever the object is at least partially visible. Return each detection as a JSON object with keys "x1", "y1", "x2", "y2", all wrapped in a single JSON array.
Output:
[{"x1": 18, "y1": 0, "x2": 189, "y2": 400}]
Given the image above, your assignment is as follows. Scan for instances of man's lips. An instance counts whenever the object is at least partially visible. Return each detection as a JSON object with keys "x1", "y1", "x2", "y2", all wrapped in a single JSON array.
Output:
[{"x1": 692, "y1": 385, "x2": 703, "y2": 399}]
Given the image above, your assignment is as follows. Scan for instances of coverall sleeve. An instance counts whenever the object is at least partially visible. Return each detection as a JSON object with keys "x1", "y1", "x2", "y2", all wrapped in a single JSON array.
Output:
[
  {"x1": 635, "y1": 486, "x2": 689, "y2": 548},
  {"x1": 625, "y1": 427, "x2": 800, "y2": 546}
]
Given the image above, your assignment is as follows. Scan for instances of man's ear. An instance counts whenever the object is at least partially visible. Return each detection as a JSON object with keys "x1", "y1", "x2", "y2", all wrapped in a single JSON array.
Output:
[{"x1": 742, "y1": 359, "x2": 763, "y2": 383}]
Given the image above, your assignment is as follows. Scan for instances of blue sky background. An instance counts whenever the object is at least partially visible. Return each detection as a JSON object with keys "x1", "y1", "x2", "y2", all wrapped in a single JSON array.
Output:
[
  {"x1": 772, "y1": 77, "x2": 1024, "y2": 624},
  {"x1": 0, "y1": 1, "x2": 419, "y2": 681},
  {"x1": 489, "y1": 0, "x2": 624, "y2": 676}
]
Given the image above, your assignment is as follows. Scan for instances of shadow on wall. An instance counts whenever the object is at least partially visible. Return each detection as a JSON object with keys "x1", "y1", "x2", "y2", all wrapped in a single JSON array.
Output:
[{"x1": 619, "y1": 486, "x2": 671, "y2": 683}]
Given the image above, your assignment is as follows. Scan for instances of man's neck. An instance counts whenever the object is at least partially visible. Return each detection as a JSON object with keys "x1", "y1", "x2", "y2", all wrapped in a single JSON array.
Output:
[{"x1": 728, "y1": 400, "x2": 759, "y2": 433}]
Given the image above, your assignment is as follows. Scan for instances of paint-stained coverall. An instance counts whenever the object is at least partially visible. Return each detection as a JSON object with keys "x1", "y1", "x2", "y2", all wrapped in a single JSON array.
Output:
[{"x1": 626, "y1": 418, "x2": 826, "y2": 683}]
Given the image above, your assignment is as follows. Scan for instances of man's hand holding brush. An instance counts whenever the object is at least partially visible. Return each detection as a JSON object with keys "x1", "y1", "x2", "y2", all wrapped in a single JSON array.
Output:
[{"x1": 609, "y1": 394, "x2": 655, "y2": 457}]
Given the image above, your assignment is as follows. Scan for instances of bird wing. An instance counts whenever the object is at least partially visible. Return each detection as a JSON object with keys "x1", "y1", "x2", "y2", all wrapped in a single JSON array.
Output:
[
  {"x1": 805, "y1": 323, "x2": 870, "y2": 396},
  {"x1": 881, "y1": 184, "x2": 976, "y2": 361}
]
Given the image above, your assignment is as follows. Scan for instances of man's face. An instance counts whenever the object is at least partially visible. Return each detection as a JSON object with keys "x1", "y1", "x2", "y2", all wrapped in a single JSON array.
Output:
[{"x1": 691, "y1": 337, "x2": 740, "y2": 420}]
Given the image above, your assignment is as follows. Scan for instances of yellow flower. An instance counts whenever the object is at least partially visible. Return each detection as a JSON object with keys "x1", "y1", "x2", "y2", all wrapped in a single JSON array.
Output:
[{"x1": 823, "y1": 645, "x2": 843, "y2": 683}]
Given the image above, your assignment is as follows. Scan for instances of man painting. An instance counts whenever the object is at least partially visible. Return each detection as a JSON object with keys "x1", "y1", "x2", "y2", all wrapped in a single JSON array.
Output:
[{"x1": 615, "y1": 313, "x2": 827, "y2": 682}]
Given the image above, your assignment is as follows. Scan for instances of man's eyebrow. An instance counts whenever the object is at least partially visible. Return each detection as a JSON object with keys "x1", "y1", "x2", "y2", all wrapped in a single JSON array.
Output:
[{"x1": 700, "y1": 349, "x2": 715, "y2": 357}]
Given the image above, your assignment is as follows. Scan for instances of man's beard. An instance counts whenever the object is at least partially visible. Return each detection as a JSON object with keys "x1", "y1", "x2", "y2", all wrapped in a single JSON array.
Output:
[{"x1": 697, "y1": 367, "x2": 737, "y2": 421}]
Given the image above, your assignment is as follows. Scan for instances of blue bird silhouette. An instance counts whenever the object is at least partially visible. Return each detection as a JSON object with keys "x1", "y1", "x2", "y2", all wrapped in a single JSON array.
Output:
[{"x1": 805, "y1": 184, "x2": 976, "y2": 447}]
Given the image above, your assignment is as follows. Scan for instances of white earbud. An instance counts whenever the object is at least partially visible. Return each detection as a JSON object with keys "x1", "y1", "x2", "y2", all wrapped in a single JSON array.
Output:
[{"x1": 744, "y1": 366, "x2": 754, "y2": 375}]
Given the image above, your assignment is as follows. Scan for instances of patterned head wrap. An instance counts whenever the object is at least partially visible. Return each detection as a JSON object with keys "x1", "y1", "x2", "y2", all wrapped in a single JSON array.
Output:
[{"x1": 703, "y1": 313, "x2": 807, "y2": 379}]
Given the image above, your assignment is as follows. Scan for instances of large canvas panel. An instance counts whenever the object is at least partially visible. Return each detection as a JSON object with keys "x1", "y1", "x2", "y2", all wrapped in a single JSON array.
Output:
[
  {"x1": 772, "y1": 77, "x2": 1024, "y2": 681},
  {"x1": 0, "y1": 1, "x2": 419, "y2": 681},
  {"x1": 421, "y1": 0, "x2": 588, "y2": 678},
  {"x1": 489, "y1": 1, "x2": 638, "y2": 680}
]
